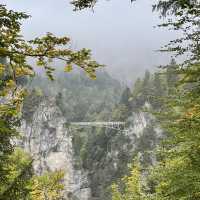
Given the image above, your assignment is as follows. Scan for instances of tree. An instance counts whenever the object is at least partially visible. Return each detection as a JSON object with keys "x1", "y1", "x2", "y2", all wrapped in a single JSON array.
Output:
[
  {"x1": 132, "y1": 77, "x2": 143, "y2": 98},
  {"x1": 111, "y1": 159, "x2": 149, "y2": 200},
  {"x1": 166, "y1": 59, "x2": 178, "y2": 89},
  {"x1": 0, "y1": 148, "x2": 33, "y2": 200},
  {"x1": 120, "y1": 87, "x2": 132, "y2": 108},
  {"x1": 142, "y1": 70, "x2": 152, "y2": 96},
  {"x1": 29, "y1": 171, "x2": 65, "y2": 200},
  {"x1": 0, "y1": 3, "x2": 101, "y2": 199},
  {"x1": 112, "y1": 87, "x2": 132, "y2": 121},
  {"x1": 150, "y1": 72, "x2": 166, "y2": 109},
  {"x1": 147, "y1": 2, "x2": 200, "y2": 198},
  {"x1": 149, "y1": 73, "x2": 200, "y2": 199},
  {"x1": 71, "y1": 0, "x2": 97, "y2": 10}
]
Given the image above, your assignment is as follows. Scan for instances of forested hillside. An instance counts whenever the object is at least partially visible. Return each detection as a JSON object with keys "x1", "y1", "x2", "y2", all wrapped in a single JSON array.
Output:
[
  {"x1": 20, "y1": 66, "x2": 176, "y2": 200},
  {"x1": 23, "y1": 70, "x2": 122, "y2": 123},
  {"x1": 1, "y1": 1, "x2": 200, "y2": 200}
]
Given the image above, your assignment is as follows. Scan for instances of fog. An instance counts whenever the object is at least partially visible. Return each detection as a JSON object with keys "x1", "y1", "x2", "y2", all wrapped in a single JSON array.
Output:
[{"x1": 2, "y1": 0, "x2": 177, "y2": 84}]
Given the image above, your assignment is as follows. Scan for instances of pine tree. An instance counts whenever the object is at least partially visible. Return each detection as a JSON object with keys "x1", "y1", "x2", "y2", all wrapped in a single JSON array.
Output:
[
  {"x1": 166, "y1": 59, "x2": 178, "y2": 90},
  {"x1": 120, "y1": 87, "x2": 132, "y2": 108},
  {"x1": 142, "y1": 70, "x2": 152, "y2": 98},
  {"x1": 151, "y1": 72, "x2": 165, "y2": 109},
  {"x1": 111, "y1": 159, "x2": 149, "y2": 200},
  {"x1": 132, "y1": 77, "x2": 143, "y2": 98},
  {"x1": 149, "y1": 63, "x2": 200, "y2": 200}
]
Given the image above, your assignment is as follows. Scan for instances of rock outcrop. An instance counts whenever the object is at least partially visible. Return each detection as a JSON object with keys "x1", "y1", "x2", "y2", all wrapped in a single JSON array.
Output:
[{"x1": 19, "y1": 98, "x2": 91, "y2": 200}]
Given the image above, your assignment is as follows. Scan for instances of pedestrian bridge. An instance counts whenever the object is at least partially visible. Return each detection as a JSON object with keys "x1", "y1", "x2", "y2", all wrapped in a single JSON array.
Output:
[{"x1": 65, "y1": 121, "x2": 127, "y2": 132}]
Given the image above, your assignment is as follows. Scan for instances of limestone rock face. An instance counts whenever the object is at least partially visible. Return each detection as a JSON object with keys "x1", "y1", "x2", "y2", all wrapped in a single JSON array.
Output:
[
  {"x1": 125, "y1": 103, "x2": 163, "y2": 165},
  {"x1": 19, "y1": 98, "x2": 91, "y2": 200}
]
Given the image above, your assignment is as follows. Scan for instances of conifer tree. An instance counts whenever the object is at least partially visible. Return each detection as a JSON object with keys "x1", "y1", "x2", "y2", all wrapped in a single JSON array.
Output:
[
  {"x1": 111, "y1": 159, "x2": 150, "y2": 200},
  {"x1": 166, "y1": 59, "x2": 178, "y2": 89},
  {"x1": 132, "y1": 77, "x2": 143, "y2": 98}
]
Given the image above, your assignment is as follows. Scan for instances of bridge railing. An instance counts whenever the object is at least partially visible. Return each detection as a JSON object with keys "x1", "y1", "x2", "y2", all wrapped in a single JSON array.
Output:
[{"x1": 69, "y1": 122, "x2": 125, "y2": 126}]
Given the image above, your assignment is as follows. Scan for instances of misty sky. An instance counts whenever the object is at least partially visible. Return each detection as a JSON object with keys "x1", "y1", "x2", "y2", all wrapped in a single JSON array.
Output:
[{"x1": 3, "y1": 0, "x2": 177, "y2": 84}]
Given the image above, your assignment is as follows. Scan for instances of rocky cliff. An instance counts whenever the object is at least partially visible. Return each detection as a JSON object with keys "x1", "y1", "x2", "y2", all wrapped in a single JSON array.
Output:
[{"x1": 19, "y1": 98, "x2": 91, "y2": 200}]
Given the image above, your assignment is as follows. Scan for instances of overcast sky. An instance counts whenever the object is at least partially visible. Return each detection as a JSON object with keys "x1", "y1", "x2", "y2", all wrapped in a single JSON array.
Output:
[{"x1": 2, "y1": 0, "x2": 177, "y2": 84}]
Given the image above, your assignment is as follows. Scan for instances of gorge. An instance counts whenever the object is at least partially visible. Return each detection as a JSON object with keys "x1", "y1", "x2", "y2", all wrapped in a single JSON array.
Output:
[{"x1": 18, "y1": 69, "x2": 165, "y2": 200}]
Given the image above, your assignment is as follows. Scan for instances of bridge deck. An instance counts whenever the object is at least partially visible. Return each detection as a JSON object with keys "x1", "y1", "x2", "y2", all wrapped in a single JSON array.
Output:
[{"x1": 69, "y1": 122, "x2": 125, "y2": 126}]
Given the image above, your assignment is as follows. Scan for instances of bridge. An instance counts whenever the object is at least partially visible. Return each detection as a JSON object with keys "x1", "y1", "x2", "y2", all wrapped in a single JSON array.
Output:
[{"x1": 65, "y1": 121, "x2": 127, "y2": 132}]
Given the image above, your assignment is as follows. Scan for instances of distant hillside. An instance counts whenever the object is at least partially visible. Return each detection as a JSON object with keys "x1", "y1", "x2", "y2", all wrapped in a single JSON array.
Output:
[{"x1": 23, "y1": 70, "x2": 123, "y2": 123}]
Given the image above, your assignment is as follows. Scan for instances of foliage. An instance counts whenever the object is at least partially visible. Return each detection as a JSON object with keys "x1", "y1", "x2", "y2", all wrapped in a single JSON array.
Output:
[
  {"x1": 148, "y1": 63, "x2": 200, "y2": 200},
  {"x1": 111, "y1": 159, "x2": 149, "y2": 200},
  {"x1": 71, "y1": 0, "x2": 97, "y2": 10},
  {"x1": 71, "y1": 0, "x2": 135, "y2": 10},
  {"x1": 0, "y1": 148, "x2": 33, "y2": 200},
  {"x1": 0, "y1": 3, "x2": 100, "y2": 199},
  {"x1": 146, "y1": 1, "x2": 200, "y2": 199},
  {"x1": 29, "y1": 171, "x2": 65, "y2": 200},
  {"x1": 0, "y1": 5, "x2": 101, "y2": 81},
  {"x1": 153, "y1": 0, "x2": 200, "y2": 67}
]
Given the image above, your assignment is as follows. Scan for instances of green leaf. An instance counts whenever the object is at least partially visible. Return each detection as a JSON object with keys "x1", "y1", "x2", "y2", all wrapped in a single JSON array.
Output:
[{"x1": 64, "y1": 65, "x2": 73, "y2": 72}]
